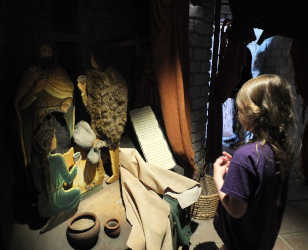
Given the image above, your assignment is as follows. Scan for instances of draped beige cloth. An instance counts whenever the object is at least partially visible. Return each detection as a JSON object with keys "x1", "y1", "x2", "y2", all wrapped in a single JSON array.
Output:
[{"x1": 119, "y1": 148, "x2": 201, "y2": 250}]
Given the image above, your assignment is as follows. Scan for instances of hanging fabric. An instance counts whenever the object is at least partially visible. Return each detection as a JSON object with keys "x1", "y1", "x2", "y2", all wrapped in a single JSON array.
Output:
[
  {"x1": 150, "y1": 0, "x2": 196, "y2": 178},
  {"x1": 206, "y1": 17, "x2": 256, "y2": 163}
]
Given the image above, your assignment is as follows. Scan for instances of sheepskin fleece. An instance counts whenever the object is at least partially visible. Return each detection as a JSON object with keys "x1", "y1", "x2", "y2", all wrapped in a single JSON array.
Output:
[
  {"x1": 73, "y1": 121, "x2": 96, "y2": 150},
  {"x1": 86, "y1": 67, "x2": 128, "y2": 148}
]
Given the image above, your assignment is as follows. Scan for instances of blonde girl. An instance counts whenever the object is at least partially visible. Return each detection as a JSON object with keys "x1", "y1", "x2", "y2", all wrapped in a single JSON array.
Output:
[{"x1": 213, "y1": 74, "x2": 296, "y2": 250}]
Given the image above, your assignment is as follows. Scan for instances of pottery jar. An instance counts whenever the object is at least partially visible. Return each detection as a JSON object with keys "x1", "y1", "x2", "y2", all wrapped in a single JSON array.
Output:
[
  {"x1": 66, "y1": 212, "x2": 101, "y2": 248},
  {"x1": 104, "y1": 218, "x2": 121, "y2": 238}
]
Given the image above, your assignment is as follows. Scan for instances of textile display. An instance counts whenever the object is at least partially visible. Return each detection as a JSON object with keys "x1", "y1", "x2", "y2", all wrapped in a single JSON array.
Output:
[{"x1": 119, "y1": 148, "x2": 201, "y2": 250}]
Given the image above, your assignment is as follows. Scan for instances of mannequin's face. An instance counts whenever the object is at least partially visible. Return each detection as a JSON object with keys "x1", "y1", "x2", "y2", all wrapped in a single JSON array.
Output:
[
  {"x1": 51, "y1": 134, "x2": 57, "y2": 151},
  {"x1": 40, "y1": 45, "x2": 53, "y2": 58}
]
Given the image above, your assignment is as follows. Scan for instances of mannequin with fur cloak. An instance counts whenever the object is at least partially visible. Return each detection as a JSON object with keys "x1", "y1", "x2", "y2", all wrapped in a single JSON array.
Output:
[{"x1": 77, "y1": 42, "x2": 128, "y2": 184}]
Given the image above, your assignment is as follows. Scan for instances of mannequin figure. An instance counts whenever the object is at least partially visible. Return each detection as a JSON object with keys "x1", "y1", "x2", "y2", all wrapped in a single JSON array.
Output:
[
  {"x1": 77, "y1": 42, "x2": 128, "y2": 184},
  {"x1": 31, "y1": 128, "x2": 81, "y2": 233},
  {"x1": 14, "y1": 38, "x2": 75, "y2": 167}
]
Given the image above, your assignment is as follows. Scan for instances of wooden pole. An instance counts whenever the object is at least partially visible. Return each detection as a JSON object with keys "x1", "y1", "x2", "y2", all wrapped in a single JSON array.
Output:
[{"x1": 204, "y1": 0, "x2": 221, "y2": 175}]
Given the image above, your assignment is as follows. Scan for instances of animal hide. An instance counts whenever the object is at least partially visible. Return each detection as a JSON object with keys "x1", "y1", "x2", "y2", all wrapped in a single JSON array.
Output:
[{"x1": 86, "y1": 67, "x2": 128, "y2": 148}]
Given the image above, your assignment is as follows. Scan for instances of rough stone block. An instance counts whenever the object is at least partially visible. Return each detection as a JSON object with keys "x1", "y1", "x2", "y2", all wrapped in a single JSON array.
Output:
[
  {"x1": 280, "y1": 66, "x2": 292, "y2": 75},
  {"x1": 282, "y1": 48, "x2": 290, "y2": 58},
  {"x1": 200, "y1": 106, "x2": 208, "y2": 117},
  {"x1": 200, "y1": 0, "x2": 215, "y2": 10},
  {"x1": 271, "y1": 49, "x2": 282, "y2": 58},
  {"x1": 189, "y1": 34, "x2": 207, "y2": 47},
  {"x1": 191, "y1": 61, "x2": 201, "y2": 72},
  {"x1": 204, "y1": 7, "x2": 215, "y2": 23},
  {"x1": 193, "y1": 73, "x2": 210, "y2": 85},
  {"x1": 201, "y1": 61, "x2": 211, "y2": 72},
  {"x1": 190, "y1": 107, "x2": 207, "y2": 122},
  {"x1": 190, "y1": 47, "x2": 193, "y2": 59},
  {"x1": 189, "y1": 19, "x2": 195, "y2": 32},
  {"x1": 191, "y1": 132, "x2": 197, "y2": 142},
  {"x1": 193, "y1": 140, "x2": 204, "y2": 152},
  {"x1": 200, "y1": 85, "x2": 209, "y2": 96},
  {"x1": 195, "y1": 20, "x2": 213, "y2": 36},
  {"x1": 281, "y1": 38, "x2": 292, "y2": 49},
  {"x1": 191, "y1": 110, "x2": 200, "y2": 122},
  {"x1": 191, "y1": 86, "x2": 201, "y2": 98},
  {"x1": 204, "y1": 36, "x2": 214, "y2": 48},
  {"x1": 191, "y1": 121, "x2": 198, "y2": 134},
  {"x1": 192, "y1": 97, "x2": 207, "y2": 110},
  {"x1": 191, "y1": 117, "x2": 207, "y2": 132},
  {"x1": 194, "y1": 149, "x2": 206, "y2": 163},
  {"x1": 196, "y1": 128, "x2": 206, "y2": 141},
  {"x1": 189, "y1": 5, "x2": 204, "y2": 20},
  {"x1": 193, "y1": 48, "x2": 211, "y2": 60},
  {"x1": 264, "y1": 57, "x2": 276, "y2": 66},
  {"x1": 276, "y1": 58, "x2": 288, "y2": 67}
]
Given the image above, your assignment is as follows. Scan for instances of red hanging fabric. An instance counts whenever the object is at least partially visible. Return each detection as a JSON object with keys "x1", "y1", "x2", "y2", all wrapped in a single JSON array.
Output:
[{"x1": 150, "y1": 0, "x2": 196, "y2": 178}]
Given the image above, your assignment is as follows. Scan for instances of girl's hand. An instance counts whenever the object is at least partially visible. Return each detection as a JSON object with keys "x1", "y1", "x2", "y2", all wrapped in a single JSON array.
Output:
[
  {"x1": 214, "y1": 152, "x2": 231, "y2": 179},
  {"x1": 222, "y1": 151, "x2": 232, "y2": 161},
  {"x1": 214, "y1": 157, "x2": 229, "y2": 179},
  {"x1": 213, "y1": 155, "x2": 229, "y2": 201},
  {"x1": 219, "y1": 151, "x2": 232, "y2": 173}
]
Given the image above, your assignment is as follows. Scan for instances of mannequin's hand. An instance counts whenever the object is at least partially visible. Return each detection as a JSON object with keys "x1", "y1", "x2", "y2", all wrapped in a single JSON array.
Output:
[
  {"x1": 33, "y1": 76, "x2": 48, "y2": 95},
  {"x1": 61, "y1": 103, "x2": 70, "y2": 113},
  {"x1": 77, "y1": 75, "x2": 87, "y2": 95}
]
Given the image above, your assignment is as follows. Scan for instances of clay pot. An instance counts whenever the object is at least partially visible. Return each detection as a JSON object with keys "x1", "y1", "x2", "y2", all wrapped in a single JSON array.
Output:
[
  {"x1": 104, "y1": 218, "x2": 121, "y2": 238},
  {"x1": 66, "y1": 212, "x2": 101, "y2": 248}
]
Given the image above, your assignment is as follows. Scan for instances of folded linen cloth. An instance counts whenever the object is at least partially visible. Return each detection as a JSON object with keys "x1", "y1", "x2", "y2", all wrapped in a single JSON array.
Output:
[{"x1": 119, "y1": 148, "x2": 201, "y2": 250}]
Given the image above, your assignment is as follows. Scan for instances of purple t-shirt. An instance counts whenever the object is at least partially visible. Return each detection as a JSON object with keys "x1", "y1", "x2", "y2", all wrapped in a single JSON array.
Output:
[{"x1": 213, "y1": 141, "x2": 288, "y2": 250}]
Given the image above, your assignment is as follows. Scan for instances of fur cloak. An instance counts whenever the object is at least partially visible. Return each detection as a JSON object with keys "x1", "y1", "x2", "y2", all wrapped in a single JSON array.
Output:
[{"x1": 85, "y1": 67, "x2": 128, "y2": 149}]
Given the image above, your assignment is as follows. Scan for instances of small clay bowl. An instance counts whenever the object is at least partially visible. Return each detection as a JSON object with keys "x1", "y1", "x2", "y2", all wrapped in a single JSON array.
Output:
[{"x1": 104, "y1": 218, "x2": 121, "y2": 238}]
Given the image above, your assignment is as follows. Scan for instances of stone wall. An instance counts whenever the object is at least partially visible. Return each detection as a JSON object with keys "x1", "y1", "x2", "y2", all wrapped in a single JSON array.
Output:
[{"x1": 188, "y1": 0, "x2": 215, "y2": 169}]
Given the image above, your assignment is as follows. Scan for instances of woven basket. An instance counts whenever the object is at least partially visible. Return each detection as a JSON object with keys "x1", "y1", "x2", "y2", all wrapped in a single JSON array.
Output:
[{"x1": 190, "y1": 175, "x2": 219, "y2": 220}]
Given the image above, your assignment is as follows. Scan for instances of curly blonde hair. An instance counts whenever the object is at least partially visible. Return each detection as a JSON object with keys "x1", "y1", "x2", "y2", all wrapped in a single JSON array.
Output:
[{"x1": 236, "y1": 74, "x2": 296, "y2": 206}]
